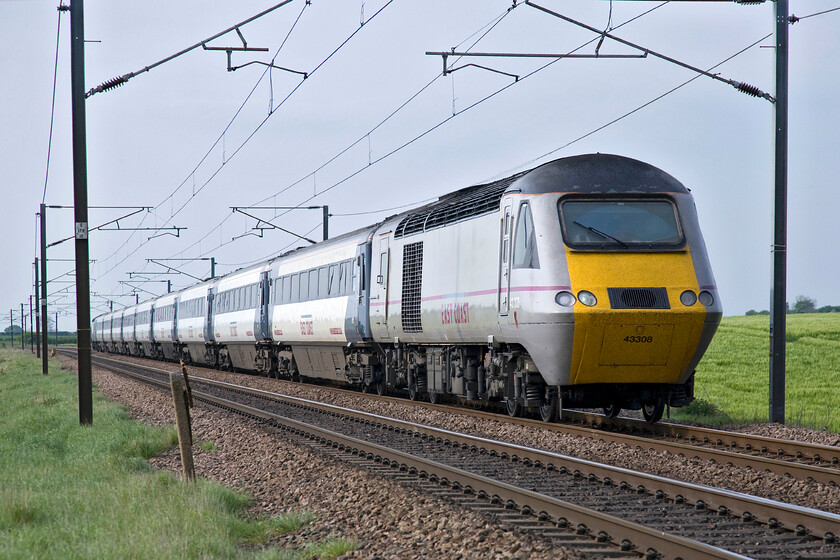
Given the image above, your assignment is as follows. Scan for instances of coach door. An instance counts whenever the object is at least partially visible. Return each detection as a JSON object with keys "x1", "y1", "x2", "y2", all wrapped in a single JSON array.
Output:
[
  {"x1": 257, "y1": 271, "x2": 271, "y2": 340},
  {"x1": 371, "y1": 236, "x2": 390, "y2": 340},
  {"x1": 498, "y1": 201, "x2": 512, "y2": 316}
]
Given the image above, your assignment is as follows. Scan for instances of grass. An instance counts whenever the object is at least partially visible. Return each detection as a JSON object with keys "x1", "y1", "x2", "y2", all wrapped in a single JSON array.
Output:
[
  {"x1": 0, "y1": 349, "x2": 354, "y2": 559},
  {"x1": 672, "y1": 314, "x2": 840, "y2": 433}
]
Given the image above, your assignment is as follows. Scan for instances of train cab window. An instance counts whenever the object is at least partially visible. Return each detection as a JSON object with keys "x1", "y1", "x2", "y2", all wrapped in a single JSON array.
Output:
[
  {"x1": 559, "y1": 198, "x2": 684, "y2": 250},
  {"x1": 513, "y1": 202, "x2": 540, "y2": 269}
]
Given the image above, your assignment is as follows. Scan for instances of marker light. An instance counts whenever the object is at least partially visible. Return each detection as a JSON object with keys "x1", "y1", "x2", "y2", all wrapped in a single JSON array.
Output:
[
  {"x1": 698, "y1": 291, "x2": 715, "y2": 306},
  {"x1": 680, "y1": 290, "x2": 697, "y2": 306},
  {"x1": 577, "y1": 290, "x2": 597, "y2": 307},
  {"x1": 555, "y1": 291, "x2": 576, "y2": 307}
]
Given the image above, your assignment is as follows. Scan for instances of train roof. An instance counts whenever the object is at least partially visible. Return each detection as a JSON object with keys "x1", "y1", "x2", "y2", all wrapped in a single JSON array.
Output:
[
  {"x1": 393, "y1": 153, "x2": 687, "y2": 239},
  {"x1": 512, "y1": 153, "x2": 689, "y2": 195}
]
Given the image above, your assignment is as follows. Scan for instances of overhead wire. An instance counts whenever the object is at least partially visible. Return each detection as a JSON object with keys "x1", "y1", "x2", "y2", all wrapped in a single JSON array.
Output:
[
  {"x1": 93, "y1": 0, "x2": 312, "y2": 277},
  {"x1": 97, "y1": 1, "x2": 775, "y2": 305},
  {"x1": 243, "y1": 2, "x2": 673, "y2": 213},
  {"x1": 513, "y1": 31, "x2": 774, "y2": 175},
  {"x1": 330, "y1": 196, "x2": 438, "y2": 217},
  {"x1": 93, "y1": 0, "x2": 315, "y2": 285},
  {"x1": 42, "y1": 5, "x2": 66, "y2": 205},
  {"x1": 791, "y1": 6, "x2": 840, "y2": 21},
  {"x1": 98, "y1": 0, "x2": 397, "y2": 294},
  {"x1": 171, "y1": 6, "x2": 515, "y2": 264}
]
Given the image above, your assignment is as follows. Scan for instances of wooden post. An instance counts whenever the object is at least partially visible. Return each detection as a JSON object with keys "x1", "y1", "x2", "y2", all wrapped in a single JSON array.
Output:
[{"x1": 169, "y1": 371, "x2": 195, "y2": 482}]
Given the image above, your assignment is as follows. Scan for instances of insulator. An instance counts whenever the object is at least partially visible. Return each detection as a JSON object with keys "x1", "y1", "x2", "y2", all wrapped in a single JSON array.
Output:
[
  {"x1": 96, "y1": 76, "x2": 128, "y2": 94},
  {"x1": 733, "y1": 81, "x2": 763, "y2": 98}
]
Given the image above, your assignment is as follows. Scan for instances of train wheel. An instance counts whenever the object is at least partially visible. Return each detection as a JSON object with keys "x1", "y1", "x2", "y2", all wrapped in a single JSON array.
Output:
[
  {"x1": 539, "y1": 396, "x2": 559, "y2": 423},
  {"x1": 641, "y1": 399, "x2": 665, "y2": 424},
  {"x1": 505, "y1": 397, "x2": 523, "y2": 418},
  {"x1": 408, "y1": 383, "x2": 419, "y2": 401},
  {"x1": 429, "y1": 391, "x2": 441, "y2": 405},
  {"x1": 603, "y1": 404, "x2": 621, "y2": 418},
  {"x1": 375, "y1": 381, "x2": 386, "y2": 396}
]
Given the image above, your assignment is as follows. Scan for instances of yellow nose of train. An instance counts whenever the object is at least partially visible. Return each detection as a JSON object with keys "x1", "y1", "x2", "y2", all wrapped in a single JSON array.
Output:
[{"x1": 565, "y1": 249, "x2": 708, "y2": 386}]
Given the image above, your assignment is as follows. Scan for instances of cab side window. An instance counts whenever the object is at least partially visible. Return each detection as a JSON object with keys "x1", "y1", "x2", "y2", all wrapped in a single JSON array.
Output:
[{"x1": 512, "y1": 202, "x2": 540, "y2": 269}]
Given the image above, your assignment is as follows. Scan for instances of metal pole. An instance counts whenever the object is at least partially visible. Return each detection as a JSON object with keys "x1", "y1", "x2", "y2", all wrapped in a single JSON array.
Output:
[
  {"x1": 322, "y1": 205, "x2": 329, "y2": 241},
  {"x1": 769, "y1": 0, "x2": 788, "y2": 425},
  {"x1": 40, "y1": 205, "x2": 49, "y2": 375},
  {"x1": 55, "y1": 312, "x2": 59, "y2": 347},
  {"x1": 35, "y1": 259, "x2": 40, "y2": 359},
  {"x1": 9, "y1": 310, "x2": 12, "y2": 345},
  {"x1": 210, "y1": 257, "x2": 215, "y2": 279},
  {"x1": 29, "y1": 296, "x2": 34, "y2": 353},
  {"x1": 21, "y1": 303, "x2": 24, "y2": 350},
  {"x1": 71, "y1": 0, "x2": 93, "y2": 425}
]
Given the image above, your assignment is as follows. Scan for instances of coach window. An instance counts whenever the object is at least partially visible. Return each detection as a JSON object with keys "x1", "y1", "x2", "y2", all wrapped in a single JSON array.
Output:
[
  {"x1": 513, "y1": 202, "x2": 540, "y2": 269},
  {"x1": 327, "y1": 265, "x2": 338, "y2": 296},
  {"x1": 318, "y1": 267, "x2": 329, "y2": 298},
  {"x1": 310, "y1": 270, "x2": 319, "y2": 299},
  {"x1": 283, "y1": 276, "x2": 292, "y2": 303},
  {"x1": 291, "y1": 275, "x2": 300, "y2": 303},
  {"x1": 297, "y1": 272, "x2": 307, "y2": 301}
]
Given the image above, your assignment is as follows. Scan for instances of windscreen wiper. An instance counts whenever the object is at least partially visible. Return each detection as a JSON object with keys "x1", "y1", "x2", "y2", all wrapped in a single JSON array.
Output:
[{"x1": 573, "y1": 220, "x2": 628, "y2": 248}]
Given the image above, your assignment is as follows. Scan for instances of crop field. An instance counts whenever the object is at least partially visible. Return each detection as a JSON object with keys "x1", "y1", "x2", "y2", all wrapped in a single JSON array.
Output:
[{"x1": 676, "y1": 313, "x2": 840, "y2": 433}]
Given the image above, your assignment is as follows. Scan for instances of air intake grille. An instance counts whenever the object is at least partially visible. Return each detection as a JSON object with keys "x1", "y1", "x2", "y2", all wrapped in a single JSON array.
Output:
[
  {"x1": 607, "y1": 287, "x2": 670, "y2": 309},
  {"x1": 401, "y1": 242, "x2": 424, "y2": 333},
  {"x1": 394, "y1": 172, "x2": 527, "y2": 238}
]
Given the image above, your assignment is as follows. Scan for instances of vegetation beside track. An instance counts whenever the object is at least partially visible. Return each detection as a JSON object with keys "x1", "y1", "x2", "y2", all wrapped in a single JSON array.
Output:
[
  {"x1": 0, "y1": 349, "x2": 354, "y2": 560},
  {"x1": 679, "y1": 314, "x2": 840, "y2": 433}
]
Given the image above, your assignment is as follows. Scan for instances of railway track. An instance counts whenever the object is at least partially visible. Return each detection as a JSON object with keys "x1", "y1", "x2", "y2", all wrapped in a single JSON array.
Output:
[
  {"x1": 71, "y1": 351, "x2": 840, "y2": 486},
  {"x1": 139, "y1": 353, "x2": 840, "y2": 486},
  {"x1": 77, "y1": 352, "x2": 840, "y2": 560}
]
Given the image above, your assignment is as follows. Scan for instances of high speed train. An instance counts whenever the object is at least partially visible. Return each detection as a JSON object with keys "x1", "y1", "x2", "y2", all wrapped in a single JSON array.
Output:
[{"x1": 93, "y1": 153, "x2": 722, "y2": 423}]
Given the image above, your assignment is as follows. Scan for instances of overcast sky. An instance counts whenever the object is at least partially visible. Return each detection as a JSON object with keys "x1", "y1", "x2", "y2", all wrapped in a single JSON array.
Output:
[{"x1": 2, "y1": 0, "x2": 838, "y2": 333}]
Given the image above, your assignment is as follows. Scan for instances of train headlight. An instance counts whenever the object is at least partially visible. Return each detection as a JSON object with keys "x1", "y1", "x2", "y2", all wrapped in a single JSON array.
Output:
[
  {"x1": 577, "y1": 290, "x2": 597, "y2": 307},
  {"x1": 680, "y1": 290, "x2": 697, "y2": 306},
  {"x1": 698, "y1": 290, "x2": 715, "y2": 306},
  {"x1": 555, "y1": 291, "x2": 576, "y2": 307}
]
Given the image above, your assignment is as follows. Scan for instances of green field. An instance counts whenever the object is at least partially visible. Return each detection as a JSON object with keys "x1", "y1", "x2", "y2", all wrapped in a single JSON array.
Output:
[
  {"x1": 674, "y1": 313, "x2": 840, "y2": 433},
  {"x1": 0, "y1": 349, "x2": 352, "y2": 560}
]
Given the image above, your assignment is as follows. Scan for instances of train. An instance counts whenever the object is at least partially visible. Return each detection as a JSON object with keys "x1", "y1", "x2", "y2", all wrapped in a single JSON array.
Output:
[{"x1": 92, "y1": 153, "x2": 722, "y2": 423}]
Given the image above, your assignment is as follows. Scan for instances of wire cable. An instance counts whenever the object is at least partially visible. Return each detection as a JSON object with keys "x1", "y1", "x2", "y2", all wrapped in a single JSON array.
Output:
[
  {"x1": 94, "y1": 0, "x2": 312, "y2": 275},
  {"x1": 42, "y1": 5, "x2": 65, "y2": 204},
  {"x1": 510, "y1": 32, "x2": 774, "y2": 176},
  {"x1": 95, "y1": 1, "x2": 397, "y2": 296},
  {"x1": 791, "y1": 6, "x2": 840, "y2": 21},
  {"x1": 170, "y1": 6, "x2": 514, "y2": 262},
  {"x1": 330, "y1": 196, "x2": 438, "y2": 217}
]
